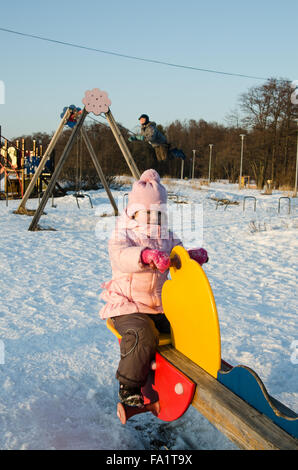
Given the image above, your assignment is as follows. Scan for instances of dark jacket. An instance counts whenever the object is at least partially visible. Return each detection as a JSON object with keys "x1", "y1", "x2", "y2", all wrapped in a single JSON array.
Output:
[{"x1": 140, "y1": 122, "x2": 168, "y2": 148}]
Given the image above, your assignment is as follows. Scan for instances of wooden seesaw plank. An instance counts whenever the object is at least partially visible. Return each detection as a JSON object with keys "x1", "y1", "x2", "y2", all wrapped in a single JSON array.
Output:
[
  {"x1": 218, "y1": 365, "x2": 298, "y2": 438},
  {"x1": 158, "y1": 345, "x2": 298, "y2": 451}
]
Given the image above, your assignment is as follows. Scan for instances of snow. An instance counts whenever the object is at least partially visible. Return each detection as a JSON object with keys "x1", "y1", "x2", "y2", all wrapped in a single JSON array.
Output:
[{"x1": 0, "y1": 179, "x2": 297, "y2": 450}]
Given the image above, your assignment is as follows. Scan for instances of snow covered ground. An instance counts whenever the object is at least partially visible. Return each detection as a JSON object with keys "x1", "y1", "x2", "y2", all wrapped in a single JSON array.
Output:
[{"x1": 0, "y1": 179, "x2": 297, "y2": 450}]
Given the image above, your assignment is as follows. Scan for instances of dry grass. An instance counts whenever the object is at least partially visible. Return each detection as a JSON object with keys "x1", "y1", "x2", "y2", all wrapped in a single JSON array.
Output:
[
  {"x1": 162, "y1": 176, "x2": 203, "y2": 192},
  {"x1": 113, "y1": 175, "x2": 134, "y2": 187},
  {"x1": 98, "y1": 212, "x2": 114, "y2": 217},
  {"x1": 278, "y1": 184, "x2": 294, "y2": 191},
  {"x1": 161, "y1": 176, "x2": 174, "y2": 184},
  {"x1": 189, "y1": 181, "x2": 202, "y2": 190},
  {"x1": 277, "y1": 184, "x2": 296, "y2": 197}
]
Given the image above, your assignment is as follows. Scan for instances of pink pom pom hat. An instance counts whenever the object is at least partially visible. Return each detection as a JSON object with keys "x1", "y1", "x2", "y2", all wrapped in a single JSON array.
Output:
[{"x1": 127, "y1": 169, "x2": 167, "y2": 217}]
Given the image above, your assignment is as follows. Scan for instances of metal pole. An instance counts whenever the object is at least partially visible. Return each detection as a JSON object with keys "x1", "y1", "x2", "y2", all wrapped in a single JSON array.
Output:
[
  {"x1": 21, "y1": 138, "x2": 25, "y2": 197},
  {"x1": 180, "y1": 158, "x2": 184, "y2": 180},
  {"x1": 81, "y1": 127, "x2": 118, "y2": 216},
  {"x1": 28, "y1": 108, "x2": 88, "y2": 231},
  {"x1": 208, "y1": 144, "x2": 213, "y2": 185},
  {"x1": 239, "y1": 134, "x2": 245, "y2": 190},
  {"x1": 192, "y1": 150, "x2": 196, "y2": 179},
  {"x1": 15, "y1": 108, "x2": 72, "y2": 214},
  {"x1": 294, "y1": 120, "x2": 298, "y2": 197},
  {"x1": 105, "y1": 109, "x2": 140, "y2": 180},
  {"x1": 3, "y1": 140, "x2": 8, "y2": 198}
]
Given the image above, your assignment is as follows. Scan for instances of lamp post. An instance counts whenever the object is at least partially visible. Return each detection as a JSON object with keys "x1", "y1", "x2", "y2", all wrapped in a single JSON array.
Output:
[
  {"x1": 293, "y1": 119, "x2": 298, "y2": 197},
  {"x1": 192, "y1": 149, "x2": 196, "y2": 179},
  {"x1": 208, "y1": 144, "x2": 213, "y2": 185},
  {"x1": 239, "y1": 134, "x2": 246, "y2": 190},
  {"x1": 180, "y1": 158, "x2": 184, "y2": 180}
]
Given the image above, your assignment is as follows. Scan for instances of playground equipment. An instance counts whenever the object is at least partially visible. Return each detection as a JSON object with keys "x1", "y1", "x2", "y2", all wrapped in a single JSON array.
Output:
[
  {"x1": 15, "y1": 107, "x2": 78, "y2": 215},
  {"x1": 26, "y1": 89, "x2": 141, "y2": 231},
  {"x1": 107, "y1": 246, "x2": 298, "y2": 450},
  {"x1": 278, "y1": 197, "x2": 291, "y2": 214},
  {"x1": 243, "y1": 196, "x2": 257, "y2": 212},
  {"x1": 263, "y1": 179, "x2": 273, "y2": 195},
  {"x1": 238, "y1": 175, "x2": 258, "y2": 190},
  {"x1": 0, "y1": 132, "x2": 21, "y2": 198},
  {"x1": 240, "y1": 175, "x2": 250, "y2": 188},
  {"x1": 0, "y1": 127, "x2": 54, "y2": 202},
  {"x1": 211, "y1": 197, "x2": 239, "y2": 210},
  {"x1": 60, "y1": 105, "x2": 82, "y2": 128}
]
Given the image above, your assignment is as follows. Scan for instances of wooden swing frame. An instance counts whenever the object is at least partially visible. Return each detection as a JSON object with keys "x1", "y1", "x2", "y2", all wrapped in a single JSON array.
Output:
[{"x1": 22, "y1": 103, "x2": 140, "y2": 231}]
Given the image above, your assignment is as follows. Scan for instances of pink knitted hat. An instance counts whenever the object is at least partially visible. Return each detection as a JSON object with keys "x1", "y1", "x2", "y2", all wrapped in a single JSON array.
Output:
[{"x1": 127, "y1": 169, "x2": 167, "y2": 216}]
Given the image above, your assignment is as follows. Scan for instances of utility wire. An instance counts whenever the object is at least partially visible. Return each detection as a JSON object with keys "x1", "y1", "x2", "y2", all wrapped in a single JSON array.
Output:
[{"x1": 0, "y1": 26, "x2": 271, "y2": 81}]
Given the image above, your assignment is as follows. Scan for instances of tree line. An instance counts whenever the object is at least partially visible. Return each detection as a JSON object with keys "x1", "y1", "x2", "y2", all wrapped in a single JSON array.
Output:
[{"x1": 14, "y1": 78, "x2": 298, "y2": 190}]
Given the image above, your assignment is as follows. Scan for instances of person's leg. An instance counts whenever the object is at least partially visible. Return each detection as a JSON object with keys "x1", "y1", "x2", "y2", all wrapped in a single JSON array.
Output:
[
  {"x1": 169, "y1": 147, "x2": 186, "y2": 160},
  {"x1": 154, "y1": 145, "x2": 169, "y2": 162},
  {"x1": 149, "y1": 313, "x2": 171, "y2": 334},
  {"x1": 154, "y1": 146, "x2": 163, "y2": 162},
  {"x1": 112, "y1": 313, "x2": 159, "y2": 389}
]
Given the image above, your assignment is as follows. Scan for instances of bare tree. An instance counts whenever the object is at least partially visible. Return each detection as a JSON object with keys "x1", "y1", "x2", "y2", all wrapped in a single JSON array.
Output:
[{"x1": 239, "y1": 78, "x2": 295, "y2": 188}]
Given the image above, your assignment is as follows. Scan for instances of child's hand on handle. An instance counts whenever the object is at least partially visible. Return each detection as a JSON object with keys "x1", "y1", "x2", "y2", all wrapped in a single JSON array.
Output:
[
  {"x1": 188, "y1": 248, "x2": 209, "y2": 265},
  {"x1": 141, "y1": 249, "x2": 170, "y2": 273}
]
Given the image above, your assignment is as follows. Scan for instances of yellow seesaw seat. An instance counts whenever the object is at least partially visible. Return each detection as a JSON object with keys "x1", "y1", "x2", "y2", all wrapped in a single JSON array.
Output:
[
  {"x1": 106, "y1": 317, "x2": 172, "y2": 346},
  {"x1": 162, "y1": 246, "x2": 221, "y2": 378}
]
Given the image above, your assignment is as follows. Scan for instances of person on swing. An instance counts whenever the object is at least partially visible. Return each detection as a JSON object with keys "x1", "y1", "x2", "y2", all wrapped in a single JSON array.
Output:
[{"x1": 128, "y1": 114, "x2": 186, "y2": 162}]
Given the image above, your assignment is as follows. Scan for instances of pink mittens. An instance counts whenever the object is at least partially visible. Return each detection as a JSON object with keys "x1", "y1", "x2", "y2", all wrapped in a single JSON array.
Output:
[
  {"x1": 188, "y1": 248, "x2": 209, "y2": 265},
  {"x1": 141, "y1": 249, "x2": 170, "y2": 273},
  {"x1": 141, "y1": 247, "x2": 208, "y2": 272}
]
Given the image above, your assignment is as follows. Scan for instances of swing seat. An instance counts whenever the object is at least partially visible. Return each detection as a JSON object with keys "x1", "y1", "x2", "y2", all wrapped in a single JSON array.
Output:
[
  {"x1": 73, "y1": 191, "x2": 93, "y2": 209},
  {"x1": 106, "y1": 317, "x2": 172, "y2": 346}
]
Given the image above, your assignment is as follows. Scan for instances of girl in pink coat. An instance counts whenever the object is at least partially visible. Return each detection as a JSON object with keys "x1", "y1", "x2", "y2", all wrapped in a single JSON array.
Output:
[{"x1": 100, "y1": 169, "x2": 208, "y2": 408}]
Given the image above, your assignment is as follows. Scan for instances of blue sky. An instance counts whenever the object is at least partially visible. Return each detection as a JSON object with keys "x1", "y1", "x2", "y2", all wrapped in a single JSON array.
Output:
[{"x1": 0, "y1": 0, "x2": 297, "y2": 140}]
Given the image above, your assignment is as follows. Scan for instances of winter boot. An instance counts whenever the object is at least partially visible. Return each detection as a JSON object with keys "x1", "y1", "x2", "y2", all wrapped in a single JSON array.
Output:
[{"x1": 118, "y1": 384, "x2": 144, "y2": 408}]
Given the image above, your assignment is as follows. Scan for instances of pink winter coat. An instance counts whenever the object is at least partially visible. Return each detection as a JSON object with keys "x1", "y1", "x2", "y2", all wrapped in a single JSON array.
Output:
[{"x1": 99, "y1": 210, "x2": 182, "y2": 319}]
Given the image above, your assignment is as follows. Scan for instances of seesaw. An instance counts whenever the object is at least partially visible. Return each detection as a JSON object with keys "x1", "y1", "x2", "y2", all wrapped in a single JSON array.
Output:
[{"x1": 107, "y1": 245, "x2": 298, "y2": 450}]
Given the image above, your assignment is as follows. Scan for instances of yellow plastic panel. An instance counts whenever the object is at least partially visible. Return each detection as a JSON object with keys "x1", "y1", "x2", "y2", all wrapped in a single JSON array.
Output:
[
  {"x1": 106, "y1": 317, "x2": 122, "y2": 339},
  {"x1": 162, "y1": 246, "x2": 221, "y2": 378}
]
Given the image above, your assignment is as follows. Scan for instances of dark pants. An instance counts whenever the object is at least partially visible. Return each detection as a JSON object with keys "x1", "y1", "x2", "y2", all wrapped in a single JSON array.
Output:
[
  {"x1": 154, "y1": 145, "x2": 169, "y2": 162},
  {"x1": 112, "y1": 313, "x2": 171, "y2": 388}
]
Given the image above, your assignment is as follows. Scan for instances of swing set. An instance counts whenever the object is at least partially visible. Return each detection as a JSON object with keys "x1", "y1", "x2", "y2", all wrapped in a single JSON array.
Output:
[{"x1": 13, "y1": 88, "x2": 141, "y2": 229}]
